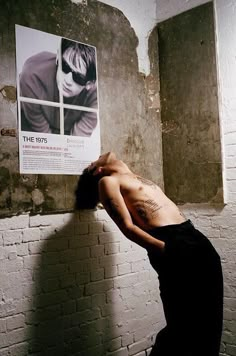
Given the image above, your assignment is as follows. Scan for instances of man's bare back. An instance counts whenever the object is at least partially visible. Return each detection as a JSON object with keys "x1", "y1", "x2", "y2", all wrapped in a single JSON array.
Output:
[{"x1": 87, "y1": 152, "x2": 186, "y2": 251}]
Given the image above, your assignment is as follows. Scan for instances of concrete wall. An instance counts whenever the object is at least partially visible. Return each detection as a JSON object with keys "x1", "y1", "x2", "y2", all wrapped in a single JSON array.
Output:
[
  {"x1": 0, "y1": 0, "x2": 163, "y2": 217},
  {"x1": 0, "y1": 0, "x2": 236, "y2": 355},
  {"x1": 159, "y1": 2, "x2": 223, "y2": 204}
]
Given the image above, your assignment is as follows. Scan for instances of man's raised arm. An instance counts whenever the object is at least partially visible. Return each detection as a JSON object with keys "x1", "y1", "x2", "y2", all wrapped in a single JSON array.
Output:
[{"x1": 98, "y1": 176, "x2": 165, "y2": 251}]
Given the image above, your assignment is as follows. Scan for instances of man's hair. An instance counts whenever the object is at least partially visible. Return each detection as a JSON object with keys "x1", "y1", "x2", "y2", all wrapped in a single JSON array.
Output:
[
  {"x1": 75, "y1": 168, "x2": 100, "y2": 209},
  {"x1": 61, "y1": 38, "x2": 96, "y2": 82}
]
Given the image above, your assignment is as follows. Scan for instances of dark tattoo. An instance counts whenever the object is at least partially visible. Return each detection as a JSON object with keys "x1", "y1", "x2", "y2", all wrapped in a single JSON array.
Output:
[
  {"x1": 135, "y1": 175, "x2": 157, "y2": 188},
  {"x1": 104, "y1": 198, "x2": 123, "y2": 224},
  {"x1": 136, "y1": 199, "x2": 162, "y2": 222}
]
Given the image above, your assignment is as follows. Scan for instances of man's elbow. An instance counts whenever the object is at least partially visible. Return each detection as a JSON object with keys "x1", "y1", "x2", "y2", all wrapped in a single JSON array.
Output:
[{"x1": 120, "y1": 222, "x2": 135, "y2": 237}]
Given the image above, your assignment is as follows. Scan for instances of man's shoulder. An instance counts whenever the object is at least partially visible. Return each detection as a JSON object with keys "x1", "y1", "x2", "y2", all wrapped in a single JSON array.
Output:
[
  {"x1": 21, "y1": 52, "x2": 56, "y2": 78},
  {"x1": 99, "y1": 175, "x2": 118, "y2": 184},
  {"x1": 24, "y1": 51, "x2": 56, "y2": 66},
  {"x1": 99, "y1": 175, "x2": 120, "y2": 191}
]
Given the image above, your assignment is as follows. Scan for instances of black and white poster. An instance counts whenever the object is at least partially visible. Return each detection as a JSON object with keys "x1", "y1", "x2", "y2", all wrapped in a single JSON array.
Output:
[{"x1": 16, "y1": 25, "x2": 100, "y2": 174}]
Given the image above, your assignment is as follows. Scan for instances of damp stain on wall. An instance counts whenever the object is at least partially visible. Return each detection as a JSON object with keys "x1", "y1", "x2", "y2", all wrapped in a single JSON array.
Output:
[{"x1": 0, "y1": 0, "x2": 162, "y2": 217}]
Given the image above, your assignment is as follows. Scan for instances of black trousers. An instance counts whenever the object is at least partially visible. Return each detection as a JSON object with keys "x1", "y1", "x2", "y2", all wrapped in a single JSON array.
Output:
[{"x1": 148, "y1": 220, "x2": 223, "y2": 356}]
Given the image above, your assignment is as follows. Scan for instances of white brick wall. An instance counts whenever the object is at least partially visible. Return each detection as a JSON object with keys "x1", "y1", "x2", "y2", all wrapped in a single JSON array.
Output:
[
  {"x1": 0, "y1": 210, "x2": 163, "y2": 355},
  {"x1": 1, "y1": 202, "x2": 235, "y2": 355}
]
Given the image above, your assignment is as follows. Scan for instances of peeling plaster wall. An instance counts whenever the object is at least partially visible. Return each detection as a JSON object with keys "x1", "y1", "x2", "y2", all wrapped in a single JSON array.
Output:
[
  {"x1": 159, "y1": 2, "x2": 223, "y2": 204},
  {"x1": 100, "y1": 0, "x2": 211, "y2": 75},
  {"x1": 0, "y1": 0, "x2": 163, "y2": 217}
]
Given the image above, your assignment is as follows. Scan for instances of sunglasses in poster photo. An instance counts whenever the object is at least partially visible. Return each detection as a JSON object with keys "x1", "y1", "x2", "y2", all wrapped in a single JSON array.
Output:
[{"x1": 62, "y1": 58, "x2": 87, "y2": 86}]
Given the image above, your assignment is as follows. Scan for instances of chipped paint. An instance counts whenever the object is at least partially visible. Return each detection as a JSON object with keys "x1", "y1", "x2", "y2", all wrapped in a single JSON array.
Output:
[
  {"x1": 71, "y1": 0, "x2": 87, "y2": 5},
  {"x1": 31, "y1": 188, "x2": 45, "y2": 206},
  {"x1": 0, "y1": 85, "x2": 17, "y2": 102},
  {"x1": 1, "y1": 128, "x2": 16, "y2": 137}
]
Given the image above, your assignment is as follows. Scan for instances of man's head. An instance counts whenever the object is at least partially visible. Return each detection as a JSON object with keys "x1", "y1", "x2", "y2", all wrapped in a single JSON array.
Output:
[
  {"x1": 56, "y1": 38, "x2": 96, "y2": 98},
  {"x1": 87, "y1": 152, "x2": 117, "y2": 176},
  {"x1": 75, "y1": 167, "x2": 100, "y2": 209},
  {"x1": 75, "y1": 152, "x2": 117, "y2": 209}
]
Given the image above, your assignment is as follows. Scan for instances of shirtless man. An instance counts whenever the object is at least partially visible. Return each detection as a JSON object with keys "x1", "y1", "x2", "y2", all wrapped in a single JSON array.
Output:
[{"x1": 77, "y1": 152, "x2": 223, "y2": 356}]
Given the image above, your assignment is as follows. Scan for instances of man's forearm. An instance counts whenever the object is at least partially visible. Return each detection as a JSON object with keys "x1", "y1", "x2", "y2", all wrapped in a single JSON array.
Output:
[{"x1": 121, "y1": 223, "x2": 165, "y2": 251}]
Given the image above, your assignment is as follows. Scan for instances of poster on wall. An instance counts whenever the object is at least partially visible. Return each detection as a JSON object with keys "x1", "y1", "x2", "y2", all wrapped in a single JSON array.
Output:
[{"x1": 15, "y1": 25, "x2": 100, "y2": 175}]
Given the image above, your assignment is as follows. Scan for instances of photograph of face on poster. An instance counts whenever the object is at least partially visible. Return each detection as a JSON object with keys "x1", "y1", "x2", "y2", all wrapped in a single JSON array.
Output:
[{"x1": 16, "y1": 25, "x2": 100, "y2": 175}]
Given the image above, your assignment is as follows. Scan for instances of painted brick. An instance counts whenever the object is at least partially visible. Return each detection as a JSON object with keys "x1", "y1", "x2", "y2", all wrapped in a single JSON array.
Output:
[
  {"x1": 99, "y1": 231, "x2": 122, "y2": 244},
  {"x1": 90, "y1": 244, "x2": 104, "y2": 257},
  {"x1": 3, "y1": 230, "x2": 22, "y2": 245},
  {"x1": 42, "y1": 251, "x2": 60, "y2": 265},
  {"x1": 0, "y1": 215, "x2": 29, "y2": 231},
  {"x1": 122, "y1": 332, "x2": 133, "y2": 347},
  {"x1": 0, "y1": 246, "x2": 5, "y2": 259},
  {"x1": 227, "y1": 169, "x2": 236, "y2": 180},
  {"x1": 146, "y1": 347, "x2": 153, "y2": 356},
  {"x1": 135, "y1": 352, "x2": 146, "y2": 356},
  {"x1": 23, "y1": 255, "x2": 41, "y2": 269},
  {"x1": 8, "y1": 251, "x2": 17, "y2": 260},
  {"x1": 91, "y1": 268, "x2": 104, "y2": 281},
  {"x1": 227, "y1": 180, "x2": 236, "y2": 192},
  {"x1": 97, "y1": 209, "x2": 109, "y2": 220},
  {"x1": 105, "y1": 242, "x2": 120, "y2": 255},
  {"x1": 28, "y1": 241, "x2": 42, "y2": 255},
  {"x1": 226, "y1": 157, "x2": 236, "y2": 169},
  {"x1": 76, "y1": 296, "x2": 92, "y2": 311},
  {"x1": 99, "y1": 253, "x2": 127, "y2": 267},
  {"x1": 7, "y1": 327, "x2": 30, "y2": 346},
  {"x1": 60, "y1": 273, "x2": 76, "y2": 288},
  {"x1": 29, "y1": 214, "x2": 63, "y2": 227},
  {"x1": 89, "y1": 221, "x2": 104, "y2": 234},
  {"x1": 35, "y1": 290, "x2": 68, "y2": 308},
  {"x1": 0, "y1": 333, "x2": 8, "y2": 348},
  {"x1": 107, "y1": 289, "x2": 121, "y2": 304},
  {"x1": 226, "y1": 344, "x2": 236, "y2": 356},
  {"x1": 69, "y1": 234, "x2": 98, "y2": 248},
  {"x1": 108, "y1": 337, "x2": 122, "y2": 351},
  {"x1": 91, "y1": 293, "x2": 106, "y2": 308},
  {"x1": 114, "y1": 274, "x2": 139, "y2": 289},
  {"x1": 103, "y1": 221, "x2": 120, "y2": 232},
  {"x1": 9, "y1": 342, "x2": 29, "y2": 356},
  {"x1": 118, "y1": 263, "x2": 131, "y2": 276},
  {"x1": 6, "y1": 258, "x2": 23, "y2": 273},
  {"x1": 40, "y1": 226, "x2": 58, "y2": 240},
  {"x1": 41, "y1": 278, "x2": 59, "y2": 293},
  {"x1": 42, "y1": 239, "x2": 68, "y2": 252},
  {"x1": 119, "y1": 240, "x2": 133, "y2": 253},
  {"x1": 85, "y1": 279, "x2": 114, "y2": 296},
  {"x1": 128, "y1": 338, "x2": 150, "y2": 355},
  {"x1": 74, "y1": 222, "x2": 89, "y2": 235},
  {"x1": 105, "y1": 265, "x2": 118, "y2": 279},
  {"x1": 71, "y1": 307, "x2": 100, "y2": 325},
  {"x1": 76, "y1": 271, "x2": 90, "y2": 284},
  {"x1": 0, "y1": 318, "x2": 6, "y2": 333},
  {"x1": 7, "y1": 314, "x2": 25, "y2": 331},
  {"x1": 23, "y1": 228, "x2": 40, "y2": 242},
  {"x1": 79, "y1": 210, "x2": 97, "y2": 221},
  {"x1": 107, "y1": 347, "x2": 128, "y2": 356},
  {"x1": 70, "y1": 258, "x2": 99, "y2": 273}
]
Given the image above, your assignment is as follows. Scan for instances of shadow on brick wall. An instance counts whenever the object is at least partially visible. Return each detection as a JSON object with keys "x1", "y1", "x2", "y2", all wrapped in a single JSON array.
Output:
[{"x1": 26, "y1": 212, "x2": 114, "y2": 355}]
